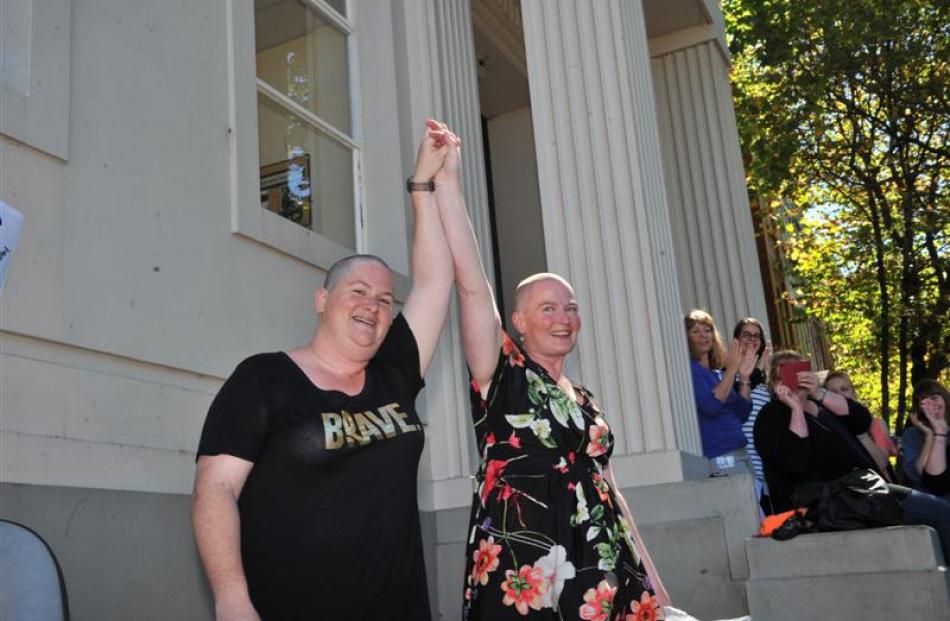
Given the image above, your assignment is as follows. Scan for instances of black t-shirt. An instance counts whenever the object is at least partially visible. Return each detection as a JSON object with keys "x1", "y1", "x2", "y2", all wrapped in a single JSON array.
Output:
[{"x1": 197, "y1": 314, "x2": 431, "y2": 620}]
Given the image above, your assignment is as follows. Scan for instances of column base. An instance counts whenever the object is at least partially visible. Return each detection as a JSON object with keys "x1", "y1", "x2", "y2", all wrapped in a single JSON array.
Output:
[{"x1": 609, "y1": 449, "x2": 710, "y2": 487}]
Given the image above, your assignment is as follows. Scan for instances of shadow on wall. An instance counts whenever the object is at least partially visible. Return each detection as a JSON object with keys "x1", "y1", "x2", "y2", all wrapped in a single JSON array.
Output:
[{"x1": 0, "y1": 484, "x2": 213, "y2": 620}]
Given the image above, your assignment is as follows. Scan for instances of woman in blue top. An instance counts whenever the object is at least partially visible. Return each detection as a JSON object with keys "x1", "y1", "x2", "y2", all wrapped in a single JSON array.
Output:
[
  {"x1": 901, "y1": 380, "x2": 950, "y2": 497},
  {"x1": 685, "y1": 310, "x2": 757, "y2": 474}
]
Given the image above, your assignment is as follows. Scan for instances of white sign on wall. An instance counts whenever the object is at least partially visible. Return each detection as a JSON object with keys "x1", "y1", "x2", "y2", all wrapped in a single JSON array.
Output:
[{"x1": 0, "y1": 201, "x2": 25, "y2": 291}]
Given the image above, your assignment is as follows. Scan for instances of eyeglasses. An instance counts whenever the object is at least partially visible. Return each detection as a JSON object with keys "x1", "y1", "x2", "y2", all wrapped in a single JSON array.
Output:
[{"x1": 740, "y1": 331, "x2": 762, "y2": 340}]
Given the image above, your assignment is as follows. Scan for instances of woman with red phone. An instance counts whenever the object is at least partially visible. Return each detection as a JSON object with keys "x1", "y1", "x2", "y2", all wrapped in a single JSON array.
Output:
[{"x1": 753, "y1": 351, "x2": 950, "y2": 558}]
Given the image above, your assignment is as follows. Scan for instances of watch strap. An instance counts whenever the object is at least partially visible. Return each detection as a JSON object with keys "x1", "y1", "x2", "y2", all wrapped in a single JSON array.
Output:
[{"x1": 406, "y1": 177, "x2": 435, "y2": 193}]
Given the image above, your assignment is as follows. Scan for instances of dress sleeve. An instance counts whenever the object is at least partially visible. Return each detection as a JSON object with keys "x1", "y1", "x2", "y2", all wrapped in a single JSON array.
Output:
[
  {"x1": 692, "y1": 362, "x2": 751, "y2": 422},
  {"x1": 375, "y1": 313, "x2": 424, "y2": 398},
  {"x1": 867, "y1": 418, "x2": 898, "y2": 456},
  {"x1": 196, "y1": 356, "x2": 274, "y2": 462},
  {"x1": 691, "y1": 363, "x2": 725, "y2": 417},
  {"x1": 838, "y1": 397, "x2": 873, "y2": 435}
]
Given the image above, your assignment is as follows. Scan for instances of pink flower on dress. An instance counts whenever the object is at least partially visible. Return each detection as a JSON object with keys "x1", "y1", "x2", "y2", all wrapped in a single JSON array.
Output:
[
  {"x1": 508, "y1": 431, "x2": 522, "y2": 449},
  {"x1": 502, "y1": 333, "x2": 526, "y2": 367},
  {"x1": 586, "y1": 422, "x2": 610, "y2": 457},
  {"x1": 500, "y1": 565, "x2": 548, "y2": 615},
  {"x1": 592, "y1": 472, "x2": 612, "y2": 505},
  {"x1": 579, "y1": 579, "x2": 617, "y2": 621},
  {"x1": 624, "y1": 591, "x2": 661, "y2": 621},
  {"x1": 470, "y1": 536, "x2": 502, "y2": 586}
]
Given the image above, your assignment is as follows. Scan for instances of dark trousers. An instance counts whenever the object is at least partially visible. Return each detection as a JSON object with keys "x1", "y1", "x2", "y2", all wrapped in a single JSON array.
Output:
[{"x1": 899, "y1": 486, "x2": 950, "y2": 561}]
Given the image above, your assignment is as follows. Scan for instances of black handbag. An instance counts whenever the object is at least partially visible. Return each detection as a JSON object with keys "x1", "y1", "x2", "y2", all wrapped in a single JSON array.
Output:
[{"x1": 803, "y1": 468, "x2": 904, "y2": 531}]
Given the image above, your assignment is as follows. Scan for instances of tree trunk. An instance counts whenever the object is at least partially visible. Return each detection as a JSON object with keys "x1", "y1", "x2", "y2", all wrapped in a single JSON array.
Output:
[{"x1": 867, "y1": 197, "x2": 891, "y2": 425}]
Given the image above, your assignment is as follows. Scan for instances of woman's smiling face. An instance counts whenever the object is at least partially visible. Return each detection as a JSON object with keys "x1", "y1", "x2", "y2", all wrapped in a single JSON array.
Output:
[{"x1": 512, "y1": 278, "x2": 581, "y2": 360}]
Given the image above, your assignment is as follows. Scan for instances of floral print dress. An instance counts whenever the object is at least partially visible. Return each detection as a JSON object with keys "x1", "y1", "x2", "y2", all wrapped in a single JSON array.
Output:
[{"x1": 462, "y1": 334, "x2": 662, "y2": 621}]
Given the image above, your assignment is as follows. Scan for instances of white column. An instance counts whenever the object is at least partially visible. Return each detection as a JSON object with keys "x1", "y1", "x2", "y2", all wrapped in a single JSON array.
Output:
[
  {"x1": 650, "y1": 29, "x2": 770, "y2": 336},
  {"x1": 521, "y1": 0, "x2": 704, "y2": 481},
  {"x1": 393, "y1": 0, "x2": 495, "y2": 510}
]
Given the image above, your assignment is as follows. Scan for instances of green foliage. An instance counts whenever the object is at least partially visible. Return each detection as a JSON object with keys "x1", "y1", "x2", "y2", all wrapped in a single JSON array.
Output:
[{"x1": 724, "y1": 0, "x2": 950, "y2": 425}]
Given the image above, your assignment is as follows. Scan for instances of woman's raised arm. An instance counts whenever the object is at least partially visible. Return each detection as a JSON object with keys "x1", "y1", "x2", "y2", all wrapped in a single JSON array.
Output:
[
  {"x1": 427, "y1": 121, "x2": 503, "y2": 392},
  {"x1": 401, "y1": 122, "x2": 455, "y2": 376}
]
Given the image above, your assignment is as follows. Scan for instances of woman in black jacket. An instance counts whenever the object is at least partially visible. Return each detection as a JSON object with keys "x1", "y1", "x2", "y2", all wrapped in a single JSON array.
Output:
[{"x1": 754, "y1": 350, "x2": 950, "y2": 558}]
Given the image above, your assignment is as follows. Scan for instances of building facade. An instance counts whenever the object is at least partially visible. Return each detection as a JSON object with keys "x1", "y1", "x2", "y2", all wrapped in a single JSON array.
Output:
[{"x1": 0, "y1": 0, "x2": 766, "y2": 617}]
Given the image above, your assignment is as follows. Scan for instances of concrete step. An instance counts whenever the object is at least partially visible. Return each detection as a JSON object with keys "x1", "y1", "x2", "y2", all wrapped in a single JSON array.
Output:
[
  {"x1": 747, "y1": 569, "x2": 950, "y2": 621},
  {"x1": 746, "y1": 526, "x2": 950, "y2": 621},
  {"x1": 747, "y1": 525, "x2": 945, "y2": 577}
]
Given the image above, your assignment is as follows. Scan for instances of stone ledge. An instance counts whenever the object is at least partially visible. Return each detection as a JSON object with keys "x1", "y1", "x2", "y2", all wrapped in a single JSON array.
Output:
[
  {"x1": 747, "y1": 525, "x2": 946, "y2": 579},
  {"x1": 747, "y1": 569, "x2": 950, "y2": 621},
  {"x1": 746, "y1": 526, "x2": 950, "y2": 621}
]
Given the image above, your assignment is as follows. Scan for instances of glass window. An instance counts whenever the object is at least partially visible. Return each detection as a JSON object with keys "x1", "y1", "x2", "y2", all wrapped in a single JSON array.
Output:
[
  {"x1": 324, "y1": 0, "x2": 346, "y2": 17},
  {"x1": 254, "y1": 0, "x2": 357, "y2": 248},
  {"x1": 258, "y1": 93, "x2": 355, "y2": 249}
]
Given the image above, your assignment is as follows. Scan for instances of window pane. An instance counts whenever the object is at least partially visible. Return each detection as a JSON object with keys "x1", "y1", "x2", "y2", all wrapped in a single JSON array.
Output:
[
  {"x1": 324, "y1": 0, "x2": 346, "y2": 18},
  {"x1": 255, "y1": 0, "x2": 351, "y2": 134},
  {"x1": 258, "y1": 93, "x2": 355, "y2": 249}
]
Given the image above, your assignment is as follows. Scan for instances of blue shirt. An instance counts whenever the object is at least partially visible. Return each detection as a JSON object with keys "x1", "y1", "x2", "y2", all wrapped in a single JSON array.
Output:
[
  {"x1": 901, "y1": 426, "x2": 950, "y2": 500},
  {"x1": 690, "y1": 360, "x2": 752, "y2": 458}
]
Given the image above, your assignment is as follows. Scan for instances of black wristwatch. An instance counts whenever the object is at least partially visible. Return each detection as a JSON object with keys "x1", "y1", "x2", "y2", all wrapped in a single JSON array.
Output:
[{"x1": 406, "y1": 177, "x2": 435, "y2": 193}]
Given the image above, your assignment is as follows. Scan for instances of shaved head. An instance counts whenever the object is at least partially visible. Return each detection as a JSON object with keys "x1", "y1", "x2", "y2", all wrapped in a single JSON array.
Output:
[
  {"x1": 323, "y1": 254, "x2": 392, "y2": 292},
  {"x1": 513, "y1": 273, "x2": 575, "y2": 311}
]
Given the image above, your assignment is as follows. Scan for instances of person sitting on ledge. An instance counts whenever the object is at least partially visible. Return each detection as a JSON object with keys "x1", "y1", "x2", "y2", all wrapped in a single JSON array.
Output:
[
  {"x1": 754, "y1": 350, "x2": 950, "y2": 559},
  {"x1": 901, "y1": 380, "x2": 950, "y2": 498}
]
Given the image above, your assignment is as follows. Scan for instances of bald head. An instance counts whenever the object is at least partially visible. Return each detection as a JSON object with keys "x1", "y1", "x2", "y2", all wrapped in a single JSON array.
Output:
[
  {"x1": 513, "y1": 273, "x2": 575, "y2": 312},
  {"x1": 323, "y1": 254, "x2": 392, "y2": 292}
]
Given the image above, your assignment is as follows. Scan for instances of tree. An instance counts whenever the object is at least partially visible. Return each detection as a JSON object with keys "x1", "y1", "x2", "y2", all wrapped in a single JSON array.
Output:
[{"x1": 724, "y1": 0, "x2": 950, "y2": 427}]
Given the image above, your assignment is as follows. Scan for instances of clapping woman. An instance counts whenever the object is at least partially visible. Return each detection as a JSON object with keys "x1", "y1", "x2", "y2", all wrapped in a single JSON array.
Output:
[{"x1": 685, "y1": 310, "x2": 757, "y2": 475}]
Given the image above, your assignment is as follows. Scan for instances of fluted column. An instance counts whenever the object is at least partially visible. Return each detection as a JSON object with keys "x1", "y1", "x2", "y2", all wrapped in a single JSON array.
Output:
[
  {"x1": 650, "y1": 32, "x2": 770, "y2": 335},
  {"x1": 521, "y1": 0, "x2": 704, "y2": 478},
  {"x1": 394, "y1": 0, "x2": 494, "y2": 508}
]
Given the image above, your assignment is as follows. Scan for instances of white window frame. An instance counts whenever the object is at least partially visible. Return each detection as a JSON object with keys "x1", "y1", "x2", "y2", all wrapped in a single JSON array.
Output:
[
  {"x1": 228, "y1": 0, "x2": 365, "y2": 270},
  {"x1": 0, "y1": 0, "x2": 71, "y2": 160}
]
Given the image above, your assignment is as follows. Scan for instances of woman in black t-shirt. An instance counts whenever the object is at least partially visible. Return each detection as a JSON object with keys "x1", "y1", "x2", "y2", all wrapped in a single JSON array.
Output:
[{"x1": 192, "y1": 121, "x2": 458, "y2": 620}]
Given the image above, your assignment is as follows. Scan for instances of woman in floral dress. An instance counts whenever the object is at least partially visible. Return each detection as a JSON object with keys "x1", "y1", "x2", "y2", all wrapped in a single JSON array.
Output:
[{"x1": 429, "y1": 123, "x2": 669, "y2": 620}]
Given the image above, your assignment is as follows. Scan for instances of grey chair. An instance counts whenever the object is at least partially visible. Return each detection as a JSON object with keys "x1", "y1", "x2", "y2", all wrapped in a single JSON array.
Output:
[{"x1": 0, "y1": 520, "x2": 70, "y2": 621}]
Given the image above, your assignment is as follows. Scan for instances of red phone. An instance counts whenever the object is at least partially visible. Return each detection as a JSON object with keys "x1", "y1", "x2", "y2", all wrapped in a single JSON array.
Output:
[{"x1": 779, "y1": 360, "x2": 811, "y2": 391}]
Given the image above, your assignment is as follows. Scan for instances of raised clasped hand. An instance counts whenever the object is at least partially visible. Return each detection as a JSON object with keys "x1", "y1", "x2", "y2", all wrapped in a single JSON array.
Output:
[
  {"x1": 426, "y1": 119, "x2": 461, "y2": 186},
  {"x1": 413, "y1": 119, "x2": 452, "y2": 183}
]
